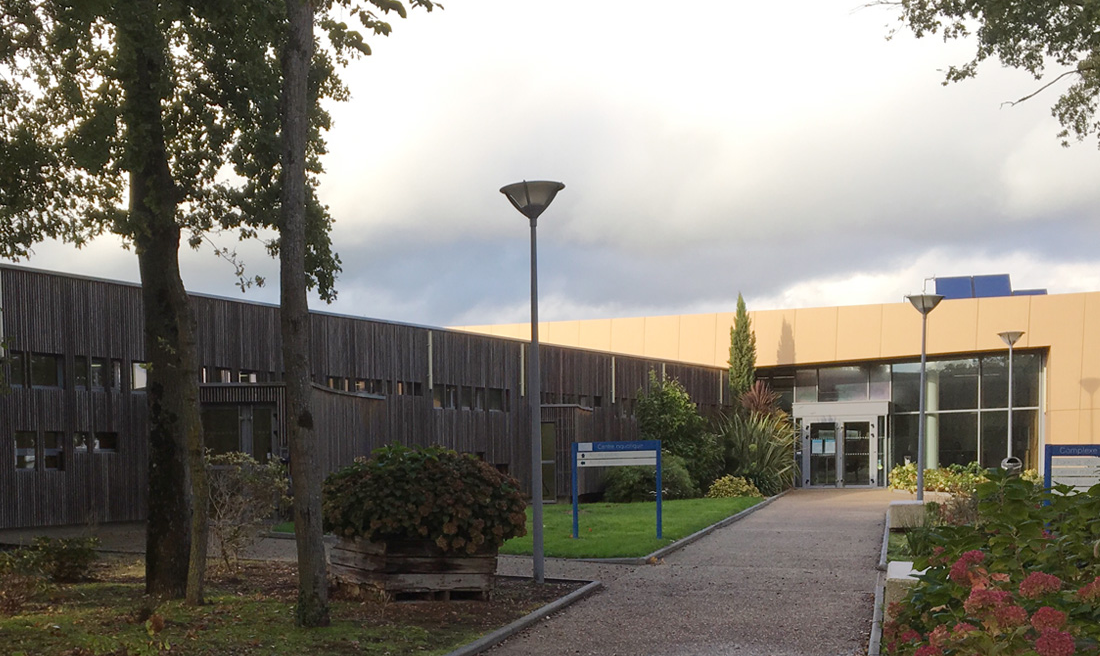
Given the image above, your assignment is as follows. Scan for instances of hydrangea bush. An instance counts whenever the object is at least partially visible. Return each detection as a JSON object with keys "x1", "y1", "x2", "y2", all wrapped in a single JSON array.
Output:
[
  {"x1": 884, "y1": 469, "x2": 1100, "y2": 655},
  {"x1": 322, "y1": 445, "x2": 527, "y2": 554}
]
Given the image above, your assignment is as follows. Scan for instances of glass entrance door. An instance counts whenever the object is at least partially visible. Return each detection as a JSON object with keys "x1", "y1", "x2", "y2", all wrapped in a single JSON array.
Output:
[
  {"x1": 843, "y1": 421, "x2": 871, "y2": 486},
  {"x1": 809, "y1": 422, "x2": 837, "y2": 486}
]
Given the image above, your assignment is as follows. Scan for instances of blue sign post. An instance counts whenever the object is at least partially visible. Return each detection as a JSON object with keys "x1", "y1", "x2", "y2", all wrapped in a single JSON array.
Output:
[
  {"x1": 571, "y1": 440, "x2": 662, "y2": 539},
  {"x1": 1044, "y1": 444, "x2": 1100, "y2": 491}
]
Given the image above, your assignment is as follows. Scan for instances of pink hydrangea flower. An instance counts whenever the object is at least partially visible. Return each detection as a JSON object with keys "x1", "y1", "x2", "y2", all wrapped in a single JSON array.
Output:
[
  {"x1": 949, "y1": 550, "x2": 986, "y2": 585},
  {"x1": 927, "y1": 625, "x2": 950, "y2": 647},
  {"x1": 1078, "y1": 575, "x2": 1100, "y2": 603},
  {"x1": 1031, "y1": 607, "x2": 1067, "y2": 632},
  {"x1": 963, "y1": 587, "x2": 1011, "y2": 614},
  {"x1": 1019, "y1": 572, "x2": 1063, "y2": 599},
  {"x1": 900, "y1": 629, "x2": 921, "y2": 643},
  {"x1": 951, "y1": 622, "x2": 979, "y2": 639},
  {"x1": 914, "y1": 645, "x2": 943, "y2": 656},
  {"x1": 993, "y1": 604, "x2": 1028, "y2": 628},
  {"x1": 1035, "y1": 630, "x2": 1076, "y2": 656}
]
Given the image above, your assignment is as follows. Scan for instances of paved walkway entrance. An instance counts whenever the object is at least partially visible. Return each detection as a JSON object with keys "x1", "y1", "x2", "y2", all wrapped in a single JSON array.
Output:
[{"x1": 492, "y1": 489, "x2": 891, "y2": 656}]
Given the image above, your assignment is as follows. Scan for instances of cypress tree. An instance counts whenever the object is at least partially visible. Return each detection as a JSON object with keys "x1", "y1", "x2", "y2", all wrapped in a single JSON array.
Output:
[{"x1": 728, "y1": 293, "x2": 757, "y2": 400}]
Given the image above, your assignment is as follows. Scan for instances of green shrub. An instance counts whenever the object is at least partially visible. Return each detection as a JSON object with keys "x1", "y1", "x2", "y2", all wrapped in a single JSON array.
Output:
[
  {"x1": 322, "y1": 445, "x2": 527, "y2": 554},
  {"x1": 0, "y1": 547, "x2": 48, "y2": 613},
  {"x1": 705, "y1": 475, "x2": 761, "y2": 498},
  {"x1": 712, "y1": 412, "x2": 795, "y2": 496},
  {"x1": 887, "y1": 461, "x2": 987, "y2": 494},
  {"x1": 636, "y1": 371, "x2": 721, "y2": 492},
  {"x1": 883, "y1": 470, "x2": 1100, "y2": 655},
  {"x1": 28, "y1": 536, "x2": 98, "y2": 582},
  {"x1": 602, "y1": 453, "x2": 696, "y2": 502},
  {"x1": 207, "y1": 451, "x2": 289, "y2": 571}
]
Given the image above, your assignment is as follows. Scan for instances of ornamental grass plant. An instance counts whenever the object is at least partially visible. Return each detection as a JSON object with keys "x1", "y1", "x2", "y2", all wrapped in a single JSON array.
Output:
[{"x1": 884, "y1": 469, "x2": 1100, "y2": 656}]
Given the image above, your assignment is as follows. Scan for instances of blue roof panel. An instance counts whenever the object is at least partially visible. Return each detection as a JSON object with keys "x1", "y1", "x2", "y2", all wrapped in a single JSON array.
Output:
[
  {"x1": 973, "y1": 274, "x2": 1013, "y2": 298},
  {"x1": 935, "y1": 276, "x2": 974, "y2": 299}
]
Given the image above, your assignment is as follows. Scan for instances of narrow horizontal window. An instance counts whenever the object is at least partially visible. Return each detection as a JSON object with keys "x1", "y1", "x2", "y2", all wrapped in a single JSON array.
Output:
[{"x1": 94, "y1": 432, "x2": 118, "y2": 452}]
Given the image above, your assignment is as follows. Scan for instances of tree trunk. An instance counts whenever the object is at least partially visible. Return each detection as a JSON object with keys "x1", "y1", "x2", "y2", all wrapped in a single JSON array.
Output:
[
  {"x1": 115, "y1": 0, "x2": 208, "y2": 602},
  {"x1": 280, "y1": 0, "x2": 330, "y2": 628}
]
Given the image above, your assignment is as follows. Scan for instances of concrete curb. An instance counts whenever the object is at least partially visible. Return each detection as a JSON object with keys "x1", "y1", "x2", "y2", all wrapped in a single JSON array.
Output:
[
  {"x1": 572, "y1": 490, "x2": 791, "y2": 565},
  {"x1": 869, "y1": 507, "x2": 890, "y2": 656},
  {"x1": 442, "y1": 578, "x2": 603, "y2": 656}
]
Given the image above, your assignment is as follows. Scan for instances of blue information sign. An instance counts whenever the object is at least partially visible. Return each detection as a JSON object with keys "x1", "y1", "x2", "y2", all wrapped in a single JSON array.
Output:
[{"x1": 572, "y1": 440, "x2": 662, "y2": 540}]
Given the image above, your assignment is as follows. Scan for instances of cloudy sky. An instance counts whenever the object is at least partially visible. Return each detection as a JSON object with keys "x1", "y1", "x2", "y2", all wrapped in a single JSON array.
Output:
[{"x1": 9, "y1": 0, "x2": 1100, "y2": 327}]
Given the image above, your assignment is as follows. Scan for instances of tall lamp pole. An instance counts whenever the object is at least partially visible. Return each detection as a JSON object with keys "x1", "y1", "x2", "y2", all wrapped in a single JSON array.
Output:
[
  {"x1": 998, "y1": 331, "x2": 1025, "y2": 461},
  {"x1": 500, "y1": 180, "x2": 565, "y2": 584},
  {"x1": 907, "y1": 293, "x2": 944, "y2": 502}
]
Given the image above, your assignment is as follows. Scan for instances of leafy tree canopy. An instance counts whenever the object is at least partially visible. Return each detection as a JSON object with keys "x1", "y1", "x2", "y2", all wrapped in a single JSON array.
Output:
[{"x1": 874, "y1": 0, "x2": 1100, "y2": 147}]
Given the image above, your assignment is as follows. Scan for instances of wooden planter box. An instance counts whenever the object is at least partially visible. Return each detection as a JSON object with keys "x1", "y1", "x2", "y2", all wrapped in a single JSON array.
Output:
[{"x1": 329, "y1": 536, "x2": 497, "y2": 600}]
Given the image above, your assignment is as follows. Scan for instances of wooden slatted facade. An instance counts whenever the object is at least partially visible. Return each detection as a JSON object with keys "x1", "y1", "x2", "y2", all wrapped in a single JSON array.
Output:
[{"x1": 0, "y1": 265, "x2": 730, "y2": 529}]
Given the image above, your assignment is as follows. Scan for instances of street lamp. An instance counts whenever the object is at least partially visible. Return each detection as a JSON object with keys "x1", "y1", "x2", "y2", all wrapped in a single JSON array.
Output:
[
  {"x1": 907, "y1": 293, "x2": 944, "y2": 502},
  {"x1": 499, "y1": 180, "x2": 565, "y2": 584},
  {"x1": 998, "y1": 330, "x2": 1025, "y2": 462}
]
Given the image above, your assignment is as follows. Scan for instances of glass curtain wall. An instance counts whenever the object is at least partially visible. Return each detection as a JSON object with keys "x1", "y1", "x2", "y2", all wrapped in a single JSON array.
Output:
[
  {"x1": 761, "y1": 350, "x2": 1043, "y2": 471},
  {"x1": 890, "y1": 351, "x2": 1041, "y2": 470}
]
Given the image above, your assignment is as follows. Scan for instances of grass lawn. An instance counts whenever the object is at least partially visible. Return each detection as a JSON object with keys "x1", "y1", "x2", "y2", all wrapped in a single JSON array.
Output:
[
  {"x1": 0, "y1": 556, "x2": 577, "y2": 656},
  {"x1": 499, "y1": 496, "x2": 763, "y2": 559}
]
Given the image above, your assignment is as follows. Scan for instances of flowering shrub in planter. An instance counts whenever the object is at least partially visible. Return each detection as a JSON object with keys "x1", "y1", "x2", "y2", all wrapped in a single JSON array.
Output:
[
  {"x1": 322, "y1": 445, "x2": 527, "y2": 554},
  {"x1": 884, "y1": 469, "x2": 1100, "y2": 655}
]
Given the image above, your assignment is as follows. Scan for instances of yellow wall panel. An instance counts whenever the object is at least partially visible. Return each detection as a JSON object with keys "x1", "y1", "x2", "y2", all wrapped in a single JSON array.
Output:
[
  {"x1": 1031, "y1": 294, "x2": 1085, "y2": 413},
  {"x1": 678, "y1": 313, "x2": 719, "y2": 368},
  {"x1": 1047, "y1": 410, "x2": 1082, "y2": 445},
  {"x1": 643, "y1": 315, "x2": 681, "y2": 361},
  {"x1": 754, "y1": 309, "x2": 798, "y2": 366},
  {"x1": 1082, "y1": 409, "x2": 1100, "y2": 445},
  {"x1": 609, "y1": 317, "x2": 646, "y2": 358},
  {"x1": 712, "y1": 312, "x2": 735, "y2": 369},
  {"x1": 577, "y1": 319, "x2": 613, "y2": 353},
  {"x1": 541, "y1": 320, "x2": 580, "y2": 348},
  {"x1": 925, "y1": 298, "x2": 979, "y2": 355},
  {"x1": 975, "y1": 296, "x2": 1033, "y2": 351},
  {"x1": 792, "y1": 307, "x2": 838, "y2": 364},
  {"x1": 1076, "y1": 294, "x2": 1100, "y2": 410},
  {"x1": 879, "y1": 303, "x2": 923, "y2": 359},
  {"x1": 835, "y1": 304, "x2": 883, "y2": 362}
]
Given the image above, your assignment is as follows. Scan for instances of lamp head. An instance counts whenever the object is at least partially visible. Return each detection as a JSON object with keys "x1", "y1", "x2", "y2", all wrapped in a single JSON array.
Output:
[
  {"x1": 906, "y1": 294, "x2": 944, "y2": 316},
  {"x1": 500, "y1": 180, "x2": 565, "y2": 221},
  {"x1": 998, "y1": 330, "x2": 1025, "y2": 347}
]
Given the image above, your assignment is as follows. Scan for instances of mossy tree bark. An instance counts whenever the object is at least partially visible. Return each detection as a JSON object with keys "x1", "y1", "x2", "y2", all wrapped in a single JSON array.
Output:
[
  {"x1": 280, "y1": 0, "x2": 330, "y2": 628},
  {"x1": 115, "y1": 0, "x2": 208, "y2": 602}
]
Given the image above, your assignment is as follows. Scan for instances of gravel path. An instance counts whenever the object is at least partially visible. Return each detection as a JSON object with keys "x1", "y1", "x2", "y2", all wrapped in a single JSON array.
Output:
[{"x1": 491, "y1": 489, "x2": 891, "y2": 656}]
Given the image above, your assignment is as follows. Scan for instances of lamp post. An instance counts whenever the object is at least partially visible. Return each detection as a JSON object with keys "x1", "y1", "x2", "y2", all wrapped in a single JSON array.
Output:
[
  {"x1": 499, "y1": 180, "x2": 565, "y2": 584},
  {"x1": 907, "y1": 293, "x2": 944, "y2": 502},
  {"x1": 998, "y1": 331, "x2": 1025, "y2": 461}
]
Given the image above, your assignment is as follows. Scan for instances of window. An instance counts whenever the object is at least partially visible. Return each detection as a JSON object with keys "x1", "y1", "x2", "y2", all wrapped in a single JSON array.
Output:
[
  {"x1": 74, "y1": 432, "x2": 91, "y2": 451},
  {"x1": 74, "y1": 356, "x2": 89, "y2": 388},
  {"x1": 411, "y1": 382, "x2": 424, "y2": 397},
  {"x1": 488, "y1": 388, "x2": 504, "y2": 412},
  {"x1": 818, "y1": 366, "x2": 866, "y2": 402},
  {"x1": 794, "y1": 370, "x2": 817, "y2": 403},
  {"x1": 42, "y1": 431, "x2": 64, "y2": 470},
  {"x1": 9, "y1": 350, "x2": 26, "y2": 387},
  {"x1": 29, "y1": 353, "x2": 64, "y2": 388},
  {"x1": 91, "y1": 358, "x2": 121, "y2": 390},
  {"x1": 461, "y1": 386, "x2": 473, "y2": 409},
  {"x1": 355, "y1": 379, "x2": 368, "y2": 392},
  {"x1": 216, "y1": 368, "x2": 232, "y2": 383},
  {"x1": 238, "y1": 370, "x2": 258, "y2": 383},
  {"x1": 94, "y1": 432, "x2": 118, "y2": 452},
  {"x1": 15, "y1": 431, "x2": 36, "y2": 470},
  {"x1": 474, "y1": 387, "x2": 485, "y2": 410},
  {"x1": 132, "y1": 362, "x2": 149, "y2": 390}
]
